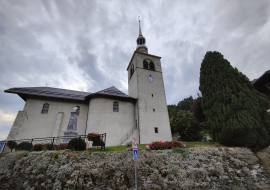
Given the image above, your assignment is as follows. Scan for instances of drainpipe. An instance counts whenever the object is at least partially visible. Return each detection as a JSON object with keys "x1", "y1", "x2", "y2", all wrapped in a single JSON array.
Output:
[{"x1": 85, "y1": 100, "x2": 90, "y2": 136}]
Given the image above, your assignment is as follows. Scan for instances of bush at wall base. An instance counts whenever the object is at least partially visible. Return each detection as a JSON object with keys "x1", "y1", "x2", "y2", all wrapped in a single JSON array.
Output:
[
  {"x1": 31, "y1": 144, "x2": 43, "y2": 151},
  {"x1": 16, "y1": 142, "x2": 32, "y2": 151},
  {"x1": 92, "y1": 140, "x2": 105, "y2": 147},
  {"x1": 67, "y1": 137, "x2": 86, "y2": 151},
  {"x1": 7, "y1": 140, "x2": 17, "y2": 150}
]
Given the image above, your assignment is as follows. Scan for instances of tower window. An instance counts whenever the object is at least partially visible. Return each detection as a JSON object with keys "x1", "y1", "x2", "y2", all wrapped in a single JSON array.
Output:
[
  {"x1": 154, "y1": 127, "x2": 158, "y2": 133},
  {"x1": 41, "y1": 103, "x2": 50, "y2": 114},
  {"x1": 130, "y1": 64, "x2": 134, "y2": 78},
  {"x1": 113, "y1": 102, "x2": 119, "y2": 112},
  {"x1": 143, "y1": 61, "x2": 148, "y2": 69},
  {"x1": 153, "y1": 109, "x2": 155, "y2": 112},
  {"x1": 149, "y1": 62, "x2": 155, "y2": 71},
  {"x1": 152, "y1": 94, "x2": 153, "y2": 97}
]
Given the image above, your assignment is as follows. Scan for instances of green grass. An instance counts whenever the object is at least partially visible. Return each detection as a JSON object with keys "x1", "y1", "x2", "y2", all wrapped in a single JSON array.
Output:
[{"x1": 184, "y1": 141, "x2": 222, "y2": 148}]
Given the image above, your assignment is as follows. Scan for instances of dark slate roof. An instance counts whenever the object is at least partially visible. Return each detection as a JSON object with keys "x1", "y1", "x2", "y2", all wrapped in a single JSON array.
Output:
[
  {"x1": 252, "y1": 70, "x2": 270, "y2": 86},
  {"x1": 87, "y1": 86, "x2": 135, "y2": 99},
  {"x1": 4, "y1": 87, "x2": 91, "y2": 101},
  {"x1": 4, "y1": 86, "x2": 136, "y2": 101}
]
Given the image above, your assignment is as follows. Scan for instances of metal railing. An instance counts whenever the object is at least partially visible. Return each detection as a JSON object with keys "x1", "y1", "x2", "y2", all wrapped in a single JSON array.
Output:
[
  {"x1": 120, "y1": 124, "x2": 137, "y2": 145},
  {"x1": 0, "y1": 133, "x2": 106, "y2": 153}
]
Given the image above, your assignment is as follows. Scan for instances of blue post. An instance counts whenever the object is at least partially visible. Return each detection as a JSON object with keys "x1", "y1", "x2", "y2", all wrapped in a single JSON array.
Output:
[{"x1": 135, "y1": 160, "x2": 137, "y2": 190}]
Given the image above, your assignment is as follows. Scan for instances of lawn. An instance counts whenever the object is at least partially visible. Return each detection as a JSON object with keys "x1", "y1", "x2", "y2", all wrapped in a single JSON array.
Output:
[
  {"x1": 184, "y1": 141, "x2": 223, "y2": 148},
  {"x1": 86, "y1": 142, "x2": 222, "y2": 153}
]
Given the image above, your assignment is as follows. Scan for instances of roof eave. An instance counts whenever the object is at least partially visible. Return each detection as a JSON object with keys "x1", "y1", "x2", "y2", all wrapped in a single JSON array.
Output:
[
  {"x1": 253, "y1": 71, "x2": 270, "y2": 87},
  {"x1": 4, "y1": 90, "x2": 86, "y2": 102},
  {"x1": 126, "y1": 51, "x2": 162, "y2": 71}
]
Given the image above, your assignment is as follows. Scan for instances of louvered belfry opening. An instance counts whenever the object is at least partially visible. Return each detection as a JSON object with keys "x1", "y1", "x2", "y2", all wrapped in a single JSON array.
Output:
[
  {"x1": 41, "y1": 103, "x2": 50, "y2": 114},
  {"x1": 143, "y1": 61, "x2": 148, "y2": 69},
  {"x1": 113, "y1": 102, "x2": 119, "y2": 112},
  {"x1": 149, "y1": 62, "x2": 155, "y2": 71},
  {"x1": 130, "y1": 64, "x2": 134, "y2": 78}
]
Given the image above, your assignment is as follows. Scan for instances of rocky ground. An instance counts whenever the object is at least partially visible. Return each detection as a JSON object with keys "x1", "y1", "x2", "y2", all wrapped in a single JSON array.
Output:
[{"x1": 0, "y1": 147, "x2": 270, "y2": 190}]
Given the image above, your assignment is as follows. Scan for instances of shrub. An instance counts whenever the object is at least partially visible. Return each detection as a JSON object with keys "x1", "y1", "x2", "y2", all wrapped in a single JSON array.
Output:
[
  {"x1": 148, "y1": 140, "x2": 186, "y2": 150},
  {"x1": 199, "y1": 51, "x2": 270, "y2": 150},
  {"x1": 31, "y1": 144, "x2": 43, "y2": 151},
  {"x1": 87, "y1": 132, "x2": 101, "y2": 141},
  {"x1": 16, "y1": 142, "x2": 32, "y2": 151},
  {"x1": 92, "y1": 140, "x2": 105, "y2": 147},
  {"x1": 126, "y1": 141, "x2": 132, "y2": 148},
  {"x1": 172, "y1": 147, "x2": 189, "y2": 157},
  {"x1": 7, "y1": 140, "x2": 17, "y2": 150},
  {"x1": 56, "y1": 143, "x2": 68, "y2": 150},
  {"x1": 53, "y1": 151, "x2": 60, "y2": 159},
  {"x1": 67, "y1": 137, "x2": 86, "y2": 151},
  {"x1": 42, "y1": 143, "x2": 54, "y2": 150}
]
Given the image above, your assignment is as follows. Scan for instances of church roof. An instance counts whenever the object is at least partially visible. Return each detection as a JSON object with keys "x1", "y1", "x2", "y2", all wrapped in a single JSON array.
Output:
[
  {"x1": 4, "y1": 87, "x2": 91, "y2": 101},
  {"x1": 5, "y1": 86, "x2": 135, "y2": 101},
  {"x1": 88, "y1": 86, "x2": 134, "y2": 99}
]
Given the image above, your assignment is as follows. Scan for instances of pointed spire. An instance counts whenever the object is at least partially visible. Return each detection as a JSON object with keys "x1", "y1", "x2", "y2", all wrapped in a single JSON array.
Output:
[
  {"x1": 139, "y1": 19, "x2": 142, "y2": 36},
  {"x1": 136, "y1": 16, "x2": 148, "y2": 54}
]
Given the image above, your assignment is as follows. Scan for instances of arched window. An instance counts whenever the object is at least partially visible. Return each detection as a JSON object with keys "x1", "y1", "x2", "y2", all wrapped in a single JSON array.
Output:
[
  {"x1": 130, "y1": 64, "x2": 134, "y2": 78},
  {"x1": 143, "y1": 61, "x2": 148, "y2": 69},
  {"x1": 75, "y1": 106, "x2": 80, "y2": 115},
  {"x1": 149, "y1": 62, "x2": 155, "y2": 71},
  {"x1": 113, "y1": 102, "x2": 119, "y2": 112},
  {"x1": 41, "y1": 103, "x2": 50, "y2": 114}
]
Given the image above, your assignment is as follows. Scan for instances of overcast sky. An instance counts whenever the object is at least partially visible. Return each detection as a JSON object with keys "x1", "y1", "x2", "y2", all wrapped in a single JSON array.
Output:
[{"x1": 0, "y1": 0, "x2": 269, "y2": 140}]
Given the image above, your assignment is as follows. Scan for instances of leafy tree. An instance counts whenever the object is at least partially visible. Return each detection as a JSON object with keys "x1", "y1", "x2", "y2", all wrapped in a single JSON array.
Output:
[
  {"x1": 171, "y1": 110, "x2": 202, "y2": 141},
  {"x1": 178, "y1": 96, "x2": 194, "y2": 111},
  {"x1": 199, "y1": 51, "x2": 270, "y2": 150}
]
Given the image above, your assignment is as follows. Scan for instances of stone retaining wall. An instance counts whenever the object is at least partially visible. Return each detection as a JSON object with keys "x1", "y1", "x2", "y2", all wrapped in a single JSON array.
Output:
[{"x1": 0, "y1": 147, "x2": 270, "y2": 189}]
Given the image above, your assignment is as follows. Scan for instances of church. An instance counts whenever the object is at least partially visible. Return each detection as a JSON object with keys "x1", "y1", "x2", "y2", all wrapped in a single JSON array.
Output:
[{"x1": 4, "y1": 22, "x2": 172, "y2": 146}]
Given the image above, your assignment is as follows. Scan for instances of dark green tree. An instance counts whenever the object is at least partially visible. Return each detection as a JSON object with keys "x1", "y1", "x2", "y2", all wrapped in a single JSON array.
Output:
[
  {"x1": 178, "y1": 96, "x2": 194, "y2": 111},
  {"x1": 171, "y1": 110, "x2": 202, "y2": 141},
  {"x1": 199, "y1": 51, "x2": 270, "y2": 150}
]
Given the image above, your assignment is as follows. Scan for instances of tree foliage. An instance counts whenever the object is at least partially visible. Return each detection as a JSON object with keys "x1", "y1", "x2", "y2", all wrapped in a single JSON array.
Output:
[
  {"x1": 171, "y1": 110, "x2": 202, "y2": 141},
  {"x1": 199, "y1": 51, "x2": 270, "y2": 150}
]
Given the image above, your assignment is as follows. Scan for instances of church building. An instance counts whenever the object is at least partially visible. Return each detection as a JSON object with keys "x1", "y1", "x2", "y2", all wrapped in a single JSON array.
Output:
[{"x1": 4, "y1": 22, "x2": 172, "y2": 146}]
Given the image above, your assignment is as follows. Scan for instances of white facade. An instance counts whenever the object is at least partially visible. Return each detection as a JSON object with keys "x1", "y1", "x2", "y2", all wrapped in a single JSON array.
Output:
[{"x1": 7, "y1": 96, "x2": 88, "y2": 140}]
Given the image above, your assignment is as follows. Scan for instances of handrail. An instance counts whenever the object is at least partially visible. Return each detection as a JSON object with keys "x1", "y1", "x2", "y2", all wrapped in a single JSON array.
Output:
[
  {"x1": 120, "y1": 123, "x2": 137, "y2": 144},
  {"x1": 0, "y1": 133, "x2": 106, "y2": 153}
]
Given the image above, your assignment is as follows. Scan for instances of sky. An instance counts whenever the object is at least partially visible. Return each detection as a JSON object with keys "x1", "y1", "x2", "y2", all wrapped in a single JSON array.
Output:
[{"x1": 0, "y1": 0, "x2": 270, "y2": 140}]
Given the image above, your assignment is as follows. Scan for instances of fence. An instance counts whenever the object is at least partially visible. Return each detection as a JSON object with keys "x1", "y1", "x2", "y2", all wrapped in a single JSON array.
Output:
[{"x1": 0, "y1": 133, "x2": 106, "y2": 153}]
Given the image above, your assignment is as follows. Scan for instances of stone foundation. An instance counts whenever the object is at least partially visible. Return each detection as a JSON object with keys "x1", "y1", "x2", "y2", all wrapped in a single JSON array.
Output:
[{"x1": 0, "y1": 147, "x2": 270, "y2": 189}]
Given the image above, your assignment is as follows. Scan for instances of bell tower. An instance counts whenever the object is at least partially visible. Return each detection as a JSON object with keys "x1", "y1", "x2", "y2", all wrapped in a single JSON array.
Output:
[{"x1": 127, "y1": 20, "x2": 172, "y2": 144}]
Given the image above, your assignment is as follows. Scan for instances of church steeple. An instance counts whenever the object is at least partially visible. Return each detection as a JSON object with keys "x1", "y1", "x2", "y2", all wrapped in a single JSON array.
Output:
[{"x1": 136, "y1": 19, "x2": 148, "y2": 54}]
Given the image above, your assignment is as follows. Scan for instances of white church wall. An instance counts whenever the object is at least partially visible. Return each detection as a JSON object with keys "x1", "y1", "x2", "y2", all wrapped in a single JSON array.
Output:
[
  {"x1": 129, "y1": 53, "x2": 172, "y2": 144},
  {"x1": 8, "y1": 97, "x2": 88, "y2": 140},
  {"x1": 86, "y1": 97, "x2": 136, "y2": 146}
]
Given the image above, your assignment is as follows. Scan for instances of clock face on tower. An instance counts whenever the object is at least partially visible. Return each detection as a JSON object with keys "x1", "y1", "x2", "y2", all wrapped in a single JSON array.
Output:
[{"x1": 148, "y1": 76, "x2": 153, "y2": 82}]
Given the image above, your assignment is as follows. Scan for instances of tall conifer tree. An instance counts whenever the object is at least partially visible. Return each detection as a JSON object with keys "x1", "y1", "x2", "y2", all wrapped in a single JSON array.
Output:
[{"x1": 199, "y1": 51, "x2": 270, "y2": 150}]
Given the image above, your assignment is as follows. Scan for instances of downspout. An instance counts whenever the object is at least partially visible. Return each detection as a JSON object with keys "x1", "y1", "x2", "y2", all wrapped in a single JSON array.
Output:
[
  {"x1": 84, "y1": 99, "x2": 90, "y2": 136},
  {"x1": 137, "y1": 100, "x2": 140, "y2": 144}
]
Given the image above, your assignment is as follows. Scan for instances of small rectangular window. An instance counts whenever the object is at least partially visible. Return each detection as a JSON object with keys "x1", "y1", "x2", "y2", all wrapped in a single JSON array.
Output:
[
  {"x1": 154, "y1": 127, "x2": 158, "y2": 133},
  {"x1": 153, "y1": 109, "x2": 155, "y2": 112},
  {"x1": 113, "y1": 102, "x2": 119, "y2": 112},
  {"x1": 152, "y1": 94, "x2": 153, "y2": 97}
]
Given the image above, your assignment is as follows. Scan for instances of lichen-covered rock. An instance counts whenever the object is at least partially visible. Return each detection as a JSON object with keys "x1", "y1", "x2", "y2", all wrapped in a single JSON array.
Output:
[{"x1": 0, "y1": 147, "x2": 270, "y2": 189}]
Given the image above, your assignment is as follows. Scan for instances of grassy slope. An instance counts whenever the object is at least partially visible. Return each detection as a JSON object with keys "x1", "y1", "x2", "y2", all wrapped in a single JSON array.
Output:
[{"x1": 86, "y1": 142, "x2": 222, "y2": 152}]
